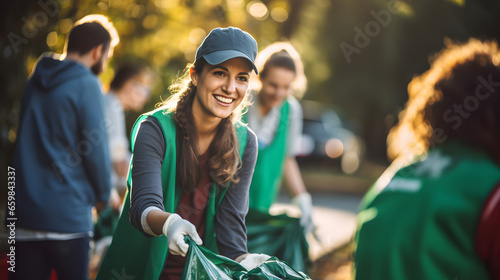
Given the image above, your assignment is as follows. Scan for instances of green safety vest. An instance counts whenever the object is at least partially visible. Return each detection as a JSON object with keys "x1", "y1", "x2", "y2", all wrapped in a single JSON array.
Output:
[
  {"x1": 244, "y1": 100, "x2": 290, "y2": 212},
  {"x1": 96, "y1": 108, "x2": 248, "y2": 280},
  {"x1": 354, "y1": 142, "x2": 500, "y2": 280}
]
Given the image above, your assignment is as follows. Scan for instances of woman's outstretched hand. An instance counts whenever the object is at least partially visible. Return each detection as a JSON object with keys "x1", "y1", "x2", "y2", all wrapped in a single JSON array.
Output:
[
  {"x1": 162, "y1": 213, "x2": 203, "y2": 257},
  {"x1": 292, "y1": 192, "x2": 314, "y2": 234},
  {"x1": 239, "y1": 253, "x2": 271, "y2": 270}
]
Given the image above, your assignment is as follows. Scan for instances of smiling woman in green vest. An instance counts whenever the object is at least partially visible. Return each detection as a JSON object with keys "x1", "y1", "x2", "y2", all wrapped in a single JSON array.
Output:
[
  {"x1": 244, "y1": 42, "x2": 313, "y2": 233},
  {"x1": 96, "y1": 27, "x2": 271, "y2": 280}
]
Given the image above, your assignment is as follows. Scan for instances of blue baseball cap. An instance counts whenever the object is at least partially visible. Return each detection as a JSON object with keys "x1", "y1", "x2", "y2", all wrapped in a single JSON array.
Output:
[{"x1": 195, "y1": 27, "x2": 258, "y2": 74}]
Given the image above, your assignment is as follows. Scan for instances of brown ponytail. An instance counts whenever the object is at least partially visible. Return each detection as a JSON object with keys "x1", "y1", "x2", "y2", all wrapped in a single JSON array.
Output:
[
  {"x1": 207, "y1": 116, "x2": 241, "y2": 187},
  {"x1": 172, "y1": 83, "x2": 200, "y2": 193}
]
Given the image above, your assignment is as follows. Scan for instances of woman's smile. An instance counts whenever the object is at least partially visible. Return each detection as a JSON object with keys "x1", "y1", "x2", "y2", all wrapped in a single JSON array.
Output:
[{"x1": 213, "y1": 94, "x2": 234, "y2": 106}]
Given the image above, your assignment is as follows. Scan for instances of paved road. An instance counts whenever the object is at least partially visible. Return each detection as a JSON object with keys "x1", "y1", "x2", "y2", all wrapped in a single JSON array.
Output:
[{"x1": 271, "y1": 191, "x2": 363, "y2": 261}]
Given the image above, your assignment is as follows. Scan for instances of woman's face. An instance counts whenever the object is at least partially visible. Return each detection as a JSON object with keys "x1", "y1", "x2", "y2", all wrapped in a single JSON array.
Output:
[
  {"x1": 259, "y1": 66, "x2": 295, "y2": 109},
  {"x1": 123, "y1": 74, "x2": 152, "y2": 112},
  {"x1": 191, "y1": 57, "x2": 252, "y2": 120}
]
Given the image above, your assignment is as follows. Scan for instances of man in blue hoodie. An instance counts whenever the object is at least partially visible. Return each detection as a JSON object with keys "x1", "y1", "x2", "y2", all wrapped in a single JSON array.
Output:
[{"x1": 11, "y1": 15, "x2": 119, "y2": 280}]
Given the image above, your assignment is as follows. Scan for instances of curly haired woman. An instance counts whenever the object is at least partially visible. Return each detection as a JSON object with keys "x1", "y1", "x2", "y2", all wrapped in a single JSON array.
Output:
[{"x1": 355, "y1": 39, "x2": 500, "y2": 280}]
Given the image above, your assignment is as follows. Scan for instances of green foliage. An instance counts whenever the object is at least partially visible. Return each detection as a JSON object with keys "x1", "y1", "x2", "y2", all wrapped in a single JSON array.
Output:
[{"x1": 2, "y1": 0, "x2": 500, "y2": 171}]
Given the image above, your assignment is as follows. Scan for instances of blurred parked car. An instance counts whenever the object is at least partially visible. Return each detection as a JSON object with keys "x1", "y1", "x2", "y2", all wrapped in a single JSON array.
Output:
[{"x1": 297, "y1": 100, "x2": 365, "y2": 174}]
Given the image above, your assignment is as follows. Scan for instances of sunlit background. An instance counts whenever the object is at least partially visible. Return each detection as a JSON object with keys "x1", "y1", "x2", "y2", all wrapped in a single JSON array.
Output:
[
  {"x1": 3, "y1": 0, "x2": 500, "y2": 167},
  {"x1": 2, "y1": 0, "x2": 500, "y2": 278}
]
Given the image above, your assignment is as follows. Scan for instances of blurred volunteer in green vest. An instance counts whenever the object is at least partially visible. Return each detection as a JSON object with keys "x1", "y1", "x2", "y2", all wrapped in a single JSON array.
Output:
[
  {"x1": 245, "y1": 42, "x2": 313, "y2": 233},
  {"x1": 355, "y1": 39, "x2": 500, "y2": 280},
  {"x1": 97, "y1": 27, "x2": 271, "y2": 280}
]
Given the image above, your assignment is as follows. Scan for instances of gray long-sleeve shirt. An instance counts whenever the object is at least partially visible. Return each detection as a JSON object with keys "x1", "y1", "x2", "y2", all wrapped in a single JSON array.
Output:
[{"x1": 129, "y1": 117, "x2": 258, "y2": 259}]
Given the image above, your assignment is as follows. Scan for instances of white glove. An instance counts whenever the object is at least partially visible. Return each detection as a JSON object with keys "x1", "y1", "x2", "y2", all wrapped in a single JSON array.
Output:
[
  {"x1": 292, "y1": 192, "x2": 314, "y2": 234},
  {"x1": 239, "y1": 253, "x2": 271, "y2": 271},
  {"x1": 162, "y1": 214, "x2": 202, "y2": 257}
]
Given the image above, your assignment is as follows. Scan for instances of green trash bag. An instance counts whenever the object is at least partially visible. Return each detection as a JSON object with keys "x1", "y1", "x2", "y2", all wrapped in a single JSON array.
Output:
[
  {"x1": 246, "y1": 209, "x2": 310, "y2": 272},
  {"x1": 181, "y1": 237, "x2": 311, "y2": 280}
]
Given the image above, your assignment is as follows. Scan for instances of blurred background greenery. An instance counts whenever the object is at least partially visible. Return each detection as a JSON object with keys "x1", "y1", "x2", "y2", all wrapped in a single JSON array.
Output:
[{"x1": 2, "y1": 0, "x2": 500, "y2": 178}]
